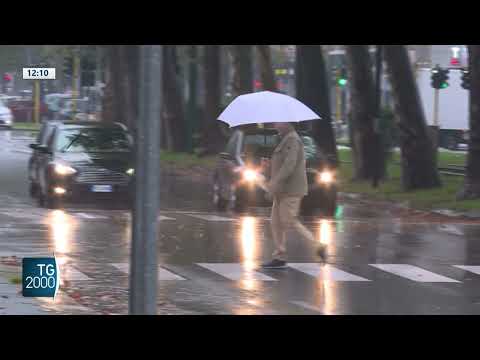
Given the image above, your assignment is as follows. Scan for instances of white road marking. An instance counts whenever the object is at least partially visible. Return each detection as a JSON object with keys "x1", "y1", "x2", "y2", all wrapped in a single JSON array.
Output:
[
  {"x1": 197, "y1": 263, "x2": 277, "y2": 281},
  {"x1": 75, "y1": 213, "x2": 109, "y2": 220},
  {"x1": 288, "y1": 263, "x2": 370, "y2": 282},
  {"x1": 158, "y1": 215, "x2": 176, "y2": 221},
  {"x1": 369, "y1": 264, "x2": 460, "y2": 283},
  {"x1": 290, "y1": 301, "x2": 323, "y2": 314},
  {"x1": 112, "y1": 263, "x2": 186, "y2": 281},
  {"x1": 187, "y1": 214, "x2": 235, "y2": 222},
  {"x1": 438, "y1": 224, "x2": 464, "y2": 236},
  {"x1": 59, "y1": 267, "x2": 91, "y2": 281},
  {"x1": 453, "y1": 266, "x2": 480, "y2": 275}
]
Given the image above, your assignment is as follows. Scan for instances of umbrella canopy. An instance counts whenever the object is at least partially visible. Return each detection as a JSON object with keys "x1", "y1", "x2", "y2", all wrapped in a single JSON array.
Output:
[{"x1": 218, "y1": 91, "x2": 321, "y2": 128}]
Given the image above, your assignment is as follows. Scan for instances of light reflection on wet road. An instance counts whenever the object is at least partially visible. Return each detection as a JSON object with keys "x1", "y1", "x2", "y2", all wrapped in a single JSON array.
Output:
[{"x1": 2, "y1": 130, "x2": 480, "y2": 314}]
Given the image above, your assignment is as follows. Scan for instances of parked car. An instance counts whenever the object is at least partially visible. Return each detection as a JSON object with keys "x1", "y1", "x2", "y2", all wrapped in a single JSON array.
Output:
[
  {"x1": 28, "y1": 120, "x2": 134, "y2": 209},
  {"x1": 8, "y1": 99, "x2": 48, "y2": 122},
  {"x1": 212, "y1": 127, "x2": 338, "y2": 216},
  {"x1": 0, "y1": 98, "x2": 13, "y2": 128}
]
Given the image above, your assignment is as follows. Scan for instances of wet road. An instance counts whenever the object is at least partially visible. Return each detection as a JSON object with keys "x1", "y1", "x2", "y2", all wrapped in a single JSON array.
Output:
[{"x1": 2, "y1": 129, "x2": 480, "y2": 315}]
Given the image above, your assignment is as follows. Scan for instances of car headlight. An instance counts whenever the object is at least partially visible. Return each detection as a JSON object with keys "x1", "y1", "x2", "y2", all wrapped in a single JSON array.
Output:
[
  {"x1": 243, "y1": 169, "x2": 258, "y2": 182},
  {"x1": 318, "y1": 171, "x2": 334, "y2": 184},
  {"x1": 54, "y1": 164, "x2": 77, "y2": 176},
  {"x1": 126, "y1": 168, "x2": 134, "y2": 176}
]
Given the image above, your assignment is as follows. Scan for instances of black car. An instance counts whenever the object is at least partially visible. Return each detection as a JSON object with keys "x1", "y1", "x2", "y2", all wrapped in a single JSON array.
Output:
[
  {"x1": 28, "y1": 120, "x2": 135, "y2": 209},
  {"x1": 212, "y1": 127, "x2": 338, "y2": 216}
]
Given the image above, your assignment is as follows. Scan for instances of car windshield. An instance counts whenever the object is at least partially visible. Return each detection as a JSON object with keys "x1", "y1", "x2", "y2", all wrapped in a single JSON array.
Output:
[
  {"x1": 243, "y1": 134, "x2": 279, "y2": 159},
  {"x1": 56, "y1": 128, "x2": 131, "y2": 153}
]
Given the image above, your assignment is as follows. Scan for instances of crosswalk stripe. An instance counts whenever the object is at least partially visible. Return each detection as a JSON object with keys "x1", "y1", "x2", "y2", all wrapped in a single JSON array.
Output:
[
  {"x1": 59, "y1": 267, "x2": 91, "y2": 281},
  {"x1": 187, "y1": 214, "x2": 235, "y2": 222},
  {"x1": 290, "y1": 301, "x2": 323, "y2": 314},
  {"x1": 197, "y1": 263, "x2": 277, "y2": 281},
  {"x1": 453, "y1": 266, "x2": 480, "y2": 275},
  {"x1": 288, "y1": 263, "x2": 370, "y2": 282},
  {"x1": 75, "y1": 213, "x2": 109, "y2": 220},
  {"x1": 111, "y1": 263, "x2": 186, "y2": 281},
  {"x1": 158, "y1": 215, "x2": 176, "y2": 221},
  {"x1": 369, "y1": 264, "x2": 460, "y2": 283}
]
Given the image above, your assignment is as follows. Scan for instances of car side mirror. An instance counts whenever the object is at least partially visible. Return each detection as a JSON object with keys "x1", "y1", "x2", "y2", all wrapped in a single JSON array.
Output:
[
  {"x1": 220, "y1": 152, "x2": 234, "y2": 161},
  {"x1": 36, "y1": 145, "x2": 50, "y2": 154},
  {"x1": 29, "y1": 143, "x2": 38, "y2": 150}
]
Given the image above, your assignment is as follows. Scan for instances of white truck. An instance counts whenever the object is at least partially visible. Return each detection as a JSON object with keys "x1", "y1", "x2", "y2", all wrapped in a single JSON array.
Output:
[{"x1": 416, "y1": 68, "x2": 469, "y2": 150}]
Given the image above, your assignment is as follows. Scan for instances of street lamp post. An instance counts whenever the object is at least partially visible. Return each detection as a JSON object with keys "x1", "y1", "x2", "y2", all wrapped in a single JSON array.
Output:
[{"x1": 129, "y1": 45, "x2": 162, "y2": 315}]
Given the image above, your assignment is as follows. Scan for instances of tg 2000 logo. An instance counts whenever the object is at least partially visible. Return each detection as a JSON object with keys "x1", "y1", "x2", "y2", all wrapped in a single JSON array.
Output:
[{"x1": 22, "y1": 257, "x2": 60, "y2": 298}]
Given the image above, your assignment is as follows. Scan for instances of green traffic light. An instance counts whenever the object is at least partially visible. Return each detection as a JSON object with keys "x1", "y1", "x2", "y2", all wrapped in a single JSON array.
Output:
[
  {"x1": 441, "y1": 82, "x2": 449, "y2": 89},
  {"x1": 338, "y1": 79, "x2": 347, "y2": 86}
]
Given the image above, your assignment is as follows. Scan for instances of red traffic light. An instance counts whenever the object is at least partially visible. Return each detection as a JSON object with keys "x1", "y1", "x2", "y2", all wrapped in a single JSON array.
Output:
[
  {"x1": 3, "y1": 73, "x2": 12, "y2": 82},
  {"x1": 450, "y1": 58, "x2": 460, "y2": 66}
]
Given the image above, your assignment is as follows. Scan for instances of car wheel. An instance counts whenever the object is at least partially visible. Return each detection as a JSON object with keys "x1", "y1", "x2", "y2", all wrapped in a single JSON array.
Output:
[
  {"x1": 45, "y1": 193, "x2": 61, "y2": 209},
  {"x1": 233, "y1": 188, "x2": 248, "y2": 213},
  {"x1": 29, "y1": 182, "x2": 38, "y2": 198},
  {"x1": 213, "y1": 179, "x2": 229, "y2": 212}
]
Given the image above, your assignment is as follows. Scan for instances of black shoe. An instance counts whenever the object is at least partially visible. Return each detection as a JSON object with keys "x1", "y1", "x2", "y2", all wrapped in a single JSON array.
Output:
[
  {"x1": 261, "y1": 259, "x2": 287, "y2": 269},
  {"x1": 317, "y1": 245, "x2": 327, "y2": 262}
]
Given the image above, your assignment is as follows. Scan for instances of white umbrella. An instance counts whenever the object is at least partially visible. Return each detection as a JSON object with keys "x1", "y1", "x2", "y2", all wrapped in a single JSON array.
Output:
[{"x1": 218, "y1": 91, "x2": 321, "y2": 128}]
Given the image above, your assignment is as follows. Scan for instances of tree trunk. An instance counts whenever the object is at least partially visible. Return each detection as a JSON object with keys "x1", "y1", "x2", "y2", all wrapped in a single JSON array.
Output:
[
  {"x1": 117, "y1": 45, "x2": 136, "y2": 131},
  {"x1": 458, "y1": 45, "x2": 480, "y2": 199},
  {"x1": 345, "y1": 45, "x2": 380, "y2": 180},
  {"x1": 162, "y1": 45, "x2": 187, "y2": 152},
  {"x1": 295, "y1": 45, "x2": 338, "y2": 162},
  {"x1": 102, "y1": 45, "x2": 120, "y2": 123},
  {"x1": 202, "y1": 45, "x2": 225, "y2": 154},
  {"x1": 383, "y1": 45, "x2": 441, "y2": 190},
  {"x1": 232, "y1": 45, "x2": 253, "y2": 96},
  {"x1": 256, "y1": 45, "x2": 277, "y2": 91}
]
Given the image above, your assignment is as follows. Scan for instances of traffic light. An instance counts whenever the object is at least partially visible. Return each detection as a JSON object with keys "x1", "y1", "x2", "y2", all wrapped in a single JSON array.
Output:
[
  {"x1": 63, "y1": 56, "x2": 73, "y2": 79},
  {"x1": 431, "y1": 66, "x2": 449, "y2": 90},
  {"x1": 461, "y1": 68, "x2": 470, "y2": 90},
  {"x1": 337, "y1": 68, "x2": 348, "y2": 87},
  {"x1": 3, "y1": 73, "x2": 12, "y2": 82}
]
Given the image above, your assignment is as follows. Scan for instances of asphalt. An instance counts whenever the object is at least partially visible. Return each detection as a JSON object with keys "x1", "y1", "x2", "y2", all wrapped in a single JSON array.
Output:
[{"x1": 1, "y1": 129, "x2": 480, "y2": 315}]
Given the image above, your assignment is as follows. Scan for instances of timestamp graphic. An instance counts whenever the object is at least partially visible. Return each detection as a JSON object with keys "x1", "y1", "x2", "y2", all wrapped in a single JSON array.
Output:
[{"x1": 23, "y1": 67, "x2": 56, "y2": 80}]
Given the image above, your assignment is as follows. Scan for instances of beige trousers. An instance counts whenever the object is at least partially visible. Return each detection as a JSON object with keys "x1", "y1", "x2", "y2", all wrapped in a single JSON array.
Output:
[{"x1": 271, "y1": 196, "x2": 315, "y2": 261}]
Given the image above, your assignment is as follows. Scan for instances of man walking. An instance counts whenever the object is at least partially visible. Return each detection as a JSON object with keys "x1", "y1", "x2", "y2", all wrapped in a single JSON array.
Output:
[{"x1": 261, "y1": 122, "x2": 327, "y2": 269}]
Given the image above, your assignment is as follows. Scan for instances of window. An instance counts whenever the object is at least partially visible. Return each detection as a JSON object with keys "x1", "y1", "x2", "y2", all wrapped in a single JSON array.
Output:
[{"x1": 56, "y1": 128, "x2": 131, "y2": 153}]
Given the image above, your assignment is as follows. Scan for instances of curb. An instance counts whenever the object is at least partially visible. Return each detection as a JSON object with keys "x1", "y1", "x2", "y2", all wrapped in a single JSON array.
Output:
[{"x1": 339, "y1": 192, "x2": 480, "y2": 220}]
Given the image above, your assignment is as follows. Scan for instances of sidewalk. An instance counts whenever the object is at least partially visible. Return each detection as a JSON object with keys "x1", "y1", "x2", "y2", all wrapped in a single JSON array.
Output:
[
  {"x1": 0, "y1": 264, "x2": 48, "y2": 315},
  {"x1": 0, "y1": 262, "x2": 96, "y2": 315}
]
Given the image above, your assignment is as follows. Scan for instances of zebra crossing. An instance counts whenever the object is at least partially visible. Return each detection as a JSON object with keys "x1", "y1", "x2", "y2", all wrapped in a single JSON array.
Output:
[{"x1": 40, "y1": 262, "x2": 480, "y2": 284}]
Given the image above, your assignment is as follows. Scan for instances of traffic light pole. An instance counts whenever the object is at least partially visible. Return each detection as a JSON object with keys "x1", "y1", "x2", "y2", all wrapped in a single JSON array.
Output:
[
  {"x1": 129, "y1": 45, "x2": 162, "y2": 315},
  {"x1": 33, "y1": 80, "x2": 40, "y2": 124},
  {"x1": 72, "y1": 52, "x2": 80, "y2": 120},
  {"x1": 431, "y1": 88, "x2": 440, "y2": 150},
  {"x1": 336, "y1": 68, "x2": 341, "y2": 123}
]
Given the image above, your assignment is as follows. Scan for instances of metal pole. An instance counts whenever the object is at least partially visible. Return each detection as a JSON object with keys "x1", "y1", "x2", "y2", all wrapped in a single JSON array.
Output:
[
  {"x1": 336, "y1": 68, "x2": 341, "y2": 123},
  {"x1": 375, "y1": 45, "x2": 383, "y2": 117},
  {"x1": 431, "y1": 87, "x2": 440, "y2": 149},
  {"x1": 72, "y1": 52, "x2": 80, "y2": 119},
  {"x1": 129, "y1": 45, "x2": 162, "y2": 315},
  {"x1": 34, "y1": 80, "x2": 40, "y2": 123}
]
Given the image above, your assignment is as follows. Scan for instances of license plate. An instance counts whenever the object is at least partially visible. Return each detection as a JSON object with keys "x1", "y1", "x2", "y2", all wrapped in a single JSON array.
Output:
[{"x1": 90, "y1": 185, "x2": 113, "y2": 193}]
